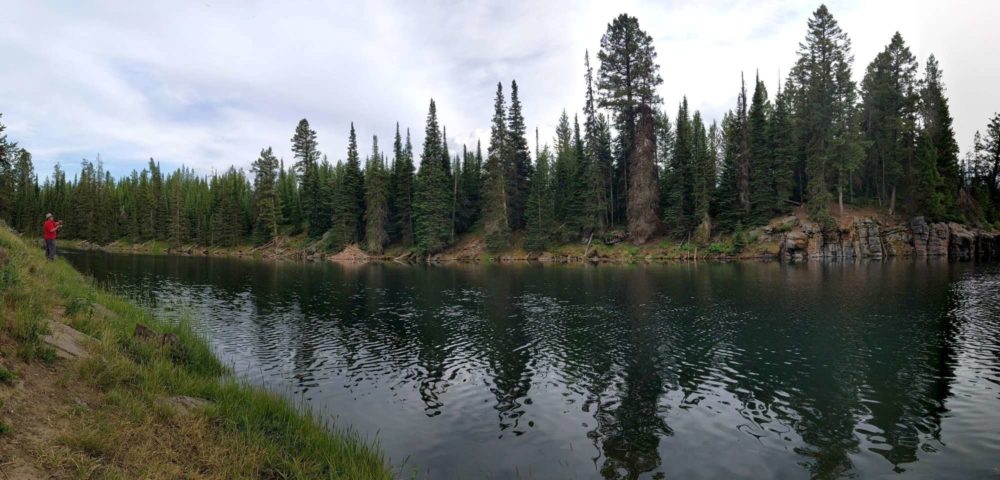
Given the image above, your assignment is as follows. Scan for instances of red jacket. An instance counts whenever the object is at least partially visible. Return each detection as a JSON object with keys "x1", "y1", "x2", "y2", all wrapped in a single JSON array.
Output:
[{"x1": 44, "y1": 219, "x2": 58, "y2": 240}]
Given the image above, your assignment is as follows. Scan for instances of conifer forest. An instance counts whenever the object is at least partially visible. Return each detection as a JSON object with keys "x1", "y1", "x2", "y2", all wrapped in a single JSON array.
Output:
[{"x1": 3, "y1": 5, "x2": 1000, "y2": 255}]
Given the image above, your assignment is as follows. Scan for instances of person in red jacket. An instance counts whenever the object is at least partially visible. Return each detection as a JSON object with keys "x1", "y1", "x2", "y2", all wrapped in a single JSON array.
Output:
[{"x1": 43, "y1": 213, "x2": 63, "y2": 260}]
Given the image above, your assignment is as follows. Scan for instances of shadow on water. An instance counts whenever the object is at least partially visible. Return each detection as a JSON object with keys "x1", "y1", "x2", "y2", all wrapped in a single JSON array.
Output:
[{"x1": 63, "y1": 250, "x2": 1000, "y2": 479}]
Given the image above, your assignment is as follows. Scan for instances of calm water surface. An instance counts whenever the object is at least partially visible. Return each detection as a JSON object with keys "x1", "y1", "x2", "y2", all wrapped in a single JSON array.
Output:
[{"x1": 64, "y1": 251, "x2": 1000, "y2": 479}]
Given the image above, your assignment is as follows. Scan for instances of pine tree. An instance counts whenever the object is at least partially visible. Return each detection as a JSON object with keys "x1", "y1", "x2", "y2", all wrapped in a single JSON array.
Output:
[
  {"x1": 291, "y1": 119, "x2": 324, "y2": 236},
  {"x1": 769, "y1": 81, "x2": 797, "y2": 217},
  {"x1": 735, "y1": 74, "x2": 752, "y2": 217},
  {"x1": 391, "y1": 126, "x2": 416, "y2": 245},
  {"x1": 921, "y1": 54, "x2": 962, "y2": 220},
  {"x1": 663, "y1": 98, "x2": 694, "y2": 236},
  {"x1": 482, "y1": 85, "x2": 511, "y2": 251},
  {"x1": 690, "y1": 111, "x2": 712, "y2": 240},
  {"x1": 552, "y1": 110, "x2": 576, "y2": 225},
  {"x1": 0, "y1": 114, "x2": 17, "y2": 223},
  {"x1": 597, "y1": 14, "x2": 663, "y2": 222},
  {"x1": 583, "y1": 51, "x2": 610, "y2": 230},
  {"x1": 524, "y1": 145, "x2": 555, "y2": 251},
  {"x1": 790, "y1": 5, "x2": 860, "y2": 221},
  {"x1": 457, "y1": 143, "x2": 482, "y2": 233},
  {"x1": 413, "y1": 100, "x2": 452, "y2": 254},
  {"x1": 913, "y1": 129, "x2": 946, "y2": 219},
  {"x1": 505, "y1": 81, "x2": 531, "y2": 231},
  {"x1": 251, "y1": 147, "x2": 281, "y2": 244},
  {"x1": 748, "y1": 74, "x2": 774, "y2": 224},
  {"x1": 11, "y1": 149, "x2": 37, "y2": 234},
  {"x1": 167, "y1": 171, "x2": 187, "y2": 247},
  {"x1": 364, "y1": 136, "x2": 390, "y2": 253},
  {"x1": 330, "y1": 123, "x2": 365, "y2": 249},
  {"x1": 627, "y1": 105, "x2": 660, "y2": 244}
]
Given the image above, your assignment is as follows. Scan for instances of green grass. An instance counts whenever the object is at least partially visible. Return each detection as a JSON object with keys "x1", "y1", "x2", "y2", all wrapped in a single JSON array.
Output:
[
  {"x1": 0, "y1": 364, "x2": 15, "y2": 383},
  {"x1": 0, "y1": 224, "x2": 393, "y2": 479}
]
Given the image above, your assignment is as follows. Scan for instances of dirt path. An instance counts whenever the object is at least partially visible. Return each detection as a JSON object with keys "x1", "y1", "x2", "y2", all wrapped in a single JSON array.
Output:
[{"x1": 0, "y1": 311, "x2": 100, "y2": 479}]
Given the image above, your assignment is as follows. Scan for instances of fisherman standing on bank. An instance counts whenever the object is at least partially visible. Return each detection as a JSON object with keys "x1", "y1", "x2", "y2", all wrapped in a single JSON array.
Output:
[{"x1": 43, "y1": 213, "x2": 63, "y2": 260}]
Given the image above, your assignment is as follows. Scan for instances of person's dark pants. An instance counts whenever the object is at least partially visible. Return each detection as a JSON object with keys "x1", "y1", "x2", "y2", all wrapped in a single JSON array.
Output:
[{"x1": 45, "y1": 239, "x2": 56, "y2": 260}]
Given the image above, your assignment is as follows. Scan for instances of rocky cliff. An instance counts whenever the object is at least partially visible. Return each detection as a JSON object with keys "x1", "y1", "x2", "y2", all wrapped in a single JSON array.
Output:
[{"x1": 775, "y1": 214, "x2": 1000, "y2": 261}]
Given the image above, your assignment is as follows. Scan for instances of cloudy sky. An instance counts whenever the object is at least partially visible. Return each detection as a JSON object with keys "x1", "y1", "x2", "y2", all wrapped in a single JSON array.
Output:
[{"x1": 2, "y1": 0, "x2": 998, "y2": 179}]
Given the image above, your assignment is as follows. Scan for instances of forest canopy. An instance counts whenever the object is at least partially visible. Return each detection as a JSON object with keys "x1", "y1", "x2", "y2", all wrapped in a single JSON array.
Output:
[{"x1": 2, "y1": 5, "x2": 999, "y2": 253}]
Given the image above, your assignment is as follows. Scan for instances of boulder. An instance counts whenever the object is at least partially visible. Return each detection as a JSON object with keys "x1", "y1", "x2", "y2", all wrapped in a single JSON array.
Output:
[{"x1": 43, "y1": 322, "x2": 92, "y2": 360}]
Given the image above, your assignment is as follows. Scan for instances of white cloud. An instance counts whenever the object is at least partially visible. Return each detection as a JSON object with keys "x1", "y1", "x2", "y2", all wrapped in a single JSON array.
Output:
[{"x1": 1, "y1": 0, "x2": 997, "y2": 180}]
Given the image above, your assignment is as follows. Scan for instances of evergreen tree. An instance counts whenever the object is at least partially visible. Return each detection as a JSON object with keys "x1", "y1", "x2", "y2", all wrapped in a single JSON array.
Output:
[
  {"x1": 735, "y1": 74, "x2": 752, "y2": 217},
  {"x1": 861, "y1": 33, "x2": 920, "y2": 215},
  {"x1": 552, "y1": 110, "x2": 576, "y2": 225},
  {"x1": 330, "y1": 124, "x2": 365, "y2": 248},
  {"x1": 790, "y1": 5, "x2": 860, "y2": 221},
  {"x1": 291, "y1": 119, "x2": 324, "y2": 235},
  {"x1": 457, "y1": 142, "x2": 482, "y2": 233},
  {"x1": 524, "y1": 145, "x2": 556, "y2": 251},
  {"x1": 690, "y1": 111, "x2": 712, "y2": 240},
  {"x1": 583, "y1": 51, "x2": 610, "y2": 230},
  {"x1": 747, "y1": 74, "x2": 774, "y2": 224},
  {"x1": 769, "y1": 82, "x2": 797, "y2": 217},
  {"x1": 413, "y1": 100, "x2": 452, "y2": 253},
  {"x1": 11, "y1": 149, "x2": 37, "y2": 234},
  {"x1": 167, "y1": 171, "x2": 187, "y2": 247},
  {"x1": 913, "y1": 129, "x2": 946, "y2": 219},
  {"x1": 391, "y1": 125, "x2": 416, "y2": 245},
  {"x1": 364, "y1": 136, "x2": 390, "y2": 253},
  {"x1": 663, "y1": 98, "x2": 695, "y2": 236},
  {"x1": 597, "y1": 14, "x2": 663, "y2": 222},
  {"x1": 482, "y1": 85, "x2": 511, "y2": 250},
  {"x1": 921, "y1": 54, "x2": 962, "y2": 219},
  {"x1": 251, "y1": 147, "x2": 281, "y2": 244},
  {"x1": 0, "y1": 114, "x2": 17, "y2": 223},
  {"x1": 627, "y1": 105, "x2": 660, "y2": 244},
  {"x1": 507, "y1": 80, "x2": 532, "y2": 230}
]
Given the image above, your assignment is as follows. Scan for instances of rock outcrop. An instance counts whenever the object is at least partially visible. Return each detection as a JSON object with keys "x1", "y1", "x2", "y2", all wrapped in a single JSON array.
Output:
[{"x1": 773, "y1": 213, "x2": 999, "y2": 262}]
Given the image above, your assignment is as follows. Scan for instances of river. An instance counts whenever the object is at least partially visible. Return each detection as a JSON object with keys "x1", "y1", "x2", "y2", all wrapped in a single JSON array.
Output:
[{"x1": 63, "y1": 251, "x2": 1000, "y2": 479}]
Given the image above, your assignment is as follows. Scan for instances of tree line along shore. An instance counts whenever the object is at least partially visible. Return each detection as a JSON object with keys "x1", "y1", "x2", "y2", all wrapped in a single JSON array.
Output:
[{"x1": 2, "y1": 5, "x2": 1000, "y2": 263}]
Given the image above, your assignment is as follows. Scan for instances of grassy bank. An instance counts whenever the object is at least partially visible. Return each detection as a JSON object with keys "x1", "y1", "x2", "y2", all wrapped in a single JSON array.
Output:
[{"x1": 0, "y1": 224, "x2": 393, "y2": 479}]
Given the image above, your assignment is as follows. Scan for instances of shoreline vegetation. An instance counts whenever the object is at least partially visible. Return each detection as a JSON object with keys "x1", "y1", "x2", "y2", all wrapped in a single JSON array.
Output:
[
  {"x1": 64, "y1": 206, "x2": 1000, "y2": 265},
  {"x1": 0, "y1": 223, "x2": 393, "y2": 479}
]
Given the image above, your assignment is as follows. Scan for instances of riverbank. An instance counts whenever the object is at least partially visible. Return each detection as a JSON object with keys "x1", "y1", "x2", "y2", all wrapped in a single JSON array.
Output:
[
  {"x1": 62, "y1": 206, "x2": 1000, "y2": 265},
  {"x1": 0, "y1": 224, "x2": 393, "y2": 478}
]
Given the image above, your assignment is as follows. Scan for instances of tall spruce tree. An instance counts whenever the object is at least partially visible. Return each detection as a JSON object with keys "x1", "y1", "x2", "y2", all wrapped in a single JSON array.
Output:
[
  {"x1": 483, "y1": 84, "x2": 511, "y2": 250},
  {"x1": 507, "y1": 80, "x2": 532, "y2": 230},
  {"x1": 747, "y1": 74, "x2": 774, "y2": 224},
  {"x1": 921, "y1": 54, "x2": 962, "y2": 219},
  {"x1": 664, "y1": 98, "x2": 695, "y2": 236},
  {"x1": 364, "y1": 136, "x2": 390, "y2": 253},
  {"x1": 413, "y1": 100, "x2": 452, "y2": 253},
  {"x1": 391, "y1": 126, "x2": 416, "y2": 245},
  {"x1": 330, "y1": 123, "x2": 365, "y2": 248},
  {"x1": 251, "y1": 147, "x2": 281, "y2": 244},
  {"x1": 790, "y1": 5, "x2": 860, "y2": 221},
  {"x1": 583, "y1": 51, "x2": 610, "y2": 230},
  {"x1": 291, "y1": 119, "x2": 325, "y2": 235},
  {"x1": 524, "y1": 145, "x2": 556, "y2": 251},
  {"x1": 552, "y1": 110, "x2": 576, "y2": 227}
]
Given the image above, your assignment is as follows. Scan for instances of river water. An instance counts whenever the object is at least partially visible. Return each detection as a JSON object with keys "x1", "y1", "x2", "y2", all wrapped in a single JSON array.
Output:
[{"x1": 63, "y1": 251, "x2": 1000, "y2": 479}]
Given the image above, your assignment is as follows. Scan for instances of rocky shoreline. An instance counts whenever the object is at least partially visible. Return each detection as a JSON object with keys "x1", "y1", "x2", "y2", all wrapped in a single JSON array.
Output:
[
  {"x1": 777, "y1": 215, "x2": 1000, "y2": 261},
  {"x1": 60, "y1": 212, "x2": 1000, "y2": 265}
]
